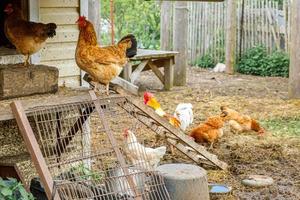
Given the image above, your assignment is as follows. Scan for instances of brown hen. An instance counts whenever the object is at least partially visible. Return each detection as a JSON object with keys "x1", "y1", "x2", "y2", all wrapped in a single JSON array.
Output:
[
  {"x1": 4, "y1": 3, "x2": 57, "y2": 67},
  {"x1": 75, "y1": 16, "x2": 137, "y2": 95},
  {"x1": 189, "y1": 116, "x2": 225, "y2": 149}
]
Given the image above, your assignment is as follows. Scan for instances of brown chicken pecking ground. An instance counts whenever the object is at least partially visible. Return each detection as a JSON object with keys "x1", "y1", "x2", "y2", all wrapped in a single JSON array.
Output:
[{"x1": 133, "y1": 67, "x2": 300, "y2": 200}]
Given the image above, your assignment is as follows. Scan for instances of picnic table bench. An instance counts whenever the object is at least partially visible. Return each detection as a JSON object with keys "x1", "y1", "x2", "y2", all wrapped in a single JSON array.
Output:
[{"x1": 121, "y1": 49, "x2": 178, "y2": 91}]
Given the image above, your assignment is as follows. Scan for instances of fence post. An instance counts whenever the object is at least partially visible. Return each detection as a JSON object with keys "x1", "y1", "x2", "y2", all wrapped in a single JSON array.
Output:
[
  {"x1": 288, "y1": 0, "x2": 300, "y2": 98},
  {"x1": 225, "y1": 0, "x2": 237, "y2": 74},
  {"x1": 173, "y1": 1, "x2": 188, "y2": 86},
  {"x1": 161, "y1": 1, "x2": 172, "y2": 50}
]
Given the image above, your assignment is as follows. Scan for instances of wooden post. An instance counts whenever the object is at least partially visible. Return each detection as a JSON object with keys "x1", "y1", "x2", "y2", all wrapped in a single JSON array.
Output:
[
  {"x1": 161, "y1": 1, "x2": 172, "y2": 50},
  {"x1": 88, "y1": 0, "x2": 101, "y2": 43},
  {"x1": 110, "y1": 0, "x2": 115, "y2": 44},
  {"x1": 173, "y1": 1, "x2": 188, "y2": 86},
  {"x1": 288, "y1": 0, "x2": 300, "y2": 98},
  {"x1": 225, "y1": 0, "x2": 237, "y2": 74}
]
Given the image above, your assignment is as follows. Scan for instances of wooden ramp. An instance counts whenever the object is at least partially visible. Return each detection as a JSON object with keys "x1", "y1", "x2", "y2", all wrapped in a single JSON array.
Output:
[
  {"x1": 85, "y1": 79, "x2": 228, "y2": 170},
  {"x1": 109, "y1": 86, "x2": 228, "y2": 170}
]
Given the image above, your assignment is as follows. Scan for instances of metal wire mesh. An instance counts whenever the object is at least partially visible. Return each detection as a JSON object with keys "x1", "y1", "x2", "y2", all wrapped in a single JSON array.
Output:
[{"x1": 26, "y1": 96, "x2": 170, "y2": 200}]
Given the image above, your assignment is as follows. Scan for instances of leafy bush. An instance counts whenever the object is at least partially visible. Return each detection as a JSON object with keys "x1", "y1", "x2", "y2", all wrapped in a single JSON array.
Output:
[
  {"x1": 237, "y1": 46, "x2": 289, "y2": 77},
  {"x1": 0, "y1": 178, "x2": 34, "y2": 200},
  {"x1": 194, "y1": 54, "x2": 215, "y2": 68},
  {"x1": 101, "y1": 0, "x2": 160, "y2": 49}
]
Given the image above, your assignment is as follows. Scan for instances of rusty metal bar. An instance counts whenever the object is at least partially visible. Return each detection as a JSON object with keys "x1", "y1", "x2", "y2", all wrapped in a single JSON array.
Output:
[
  {"x1": 89, "y1": 91, "x2": 142, "y2": 200},
  {"x1": 10, "y1": 101, "x2": 61, "y2": 200}
]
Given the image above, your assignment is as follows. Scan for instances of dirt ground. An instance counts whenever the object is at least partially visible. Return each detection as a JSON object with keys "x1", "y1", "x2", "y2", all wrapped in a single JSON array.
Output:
[{"x1": 135, "y1": 67, "x2": 300, "y2": 200}]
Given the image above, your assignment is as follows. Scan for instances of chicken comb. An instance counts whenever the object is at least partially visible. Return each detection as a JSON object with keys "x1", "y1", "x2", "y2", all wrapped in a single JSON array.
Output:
[
  {"x1": 143, "y1": 92, "x2": 154, "y2": 104},
  {"x1": 4, "y1": 3, "x2": 13, "y2": 12},
  {"x1": 76, "y1": 16, "x2": 86, "y2": 23}
]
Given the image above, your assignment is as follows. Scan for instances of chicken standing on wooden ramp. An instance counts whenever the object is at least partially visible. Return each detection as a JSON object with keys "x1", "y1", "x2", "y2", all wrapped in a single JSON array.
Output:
[
  {"x1": 173, "y1": 103, "x2": 194, "y2": 131},
  {"x1": 123, "y1": 129, "x2": 167, "y2": 170},
  {"x1": 75, "y1": 16, "x2": 137, "y2": 95},
  {"x1": 143, "y1": 92, "x2": 181, "y2": 128},
  {"x1": 4, "y1": 3, "x2": 57, "y2": 67}
]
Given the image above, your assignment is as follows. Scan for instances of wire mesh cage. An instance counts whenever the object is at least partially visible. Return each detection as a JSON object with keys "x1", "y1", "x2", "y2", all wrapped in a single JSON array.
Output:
[{"x1": 23, "y1": 95, "x2": 170, "y2": 200}]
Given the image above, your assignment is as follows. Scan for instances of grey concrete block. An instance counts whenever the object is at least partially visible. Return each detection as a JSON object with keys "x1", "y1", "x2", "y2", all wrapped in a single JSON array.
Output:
[
  {"x1": 0, "y1": 64, "x2": 58, "y2": 99},
  {"x1": 157, "y1": 164, "x2": 210, "y2": 200}
]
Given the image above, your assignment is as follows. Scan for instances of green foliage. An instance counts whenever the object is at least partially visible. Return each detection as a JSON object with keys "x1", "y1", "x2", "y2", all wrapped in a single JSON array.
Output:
[
  {"x1": 194, "y1": 54, "x2": 215, "y2": 68},
  {"x1": 237, "y1": 46, "x2": 289, "y2": 77},
  {"x1": 0, "y1": 178, "x2": 34, "y2": 200},
  {"x1": 261, "y1": 116, "x2": 300, "y2": 136},
  {"x1": 101, "y1": 0, "x2": 160, "y2": 49},
  {"x1": 70, "y1": 164, "x2": 103, "y2": 181}
]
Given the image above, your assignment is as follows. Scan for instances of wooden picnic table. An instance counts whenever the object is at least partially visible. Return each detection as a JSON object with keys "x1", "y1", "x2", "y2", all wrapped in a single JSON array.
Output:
[{"x1": 123, "y1": 49, "x2": 178, "y2": 90}]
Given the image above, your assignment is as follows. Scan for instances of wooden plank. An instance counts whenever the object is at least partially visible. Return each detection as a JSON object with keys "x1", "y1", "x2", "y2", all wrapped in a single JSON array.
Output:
[
  {"x1": 47, "y1": 27, "x2": 79, "y2": 43},
  {"x1": 130, "y1": 60, "x2": 149, "y2": 83},
  {"x1": 111, "y1": 76, "x2": 139, "y2": 95},
  {"x1": 164, "y1": 58, "x2": 174, "y2": 90},
  {"x1": 122, "y1": 62, "x2": 132, "y2": 82},
  {"x1": 225, "y1": 0, "x2": 237, "y2": 74},
  {"x1": 288, "y1": 0, "x2": 300, "y2": 98},
  {"x1": 148, "y1": 61, "x2": 165, "y2": 84},
  {"x1": 160, "y1": 1, "x2": 172, "y2": 50},
  {"x1": 11, "y1": 101, "x2": 61, "y2": 200},
  {"x1": 131, "y1": 49, "x2": 178, "y2": 61},
  {"x1": 40, "y1": 0, "x2": 79, "y2": 7},
  {"x1": 40, "y1": 9, "x2": 79, "y2": 25},
  {"x1": 173, "y1": 1, "x2": 188, "y2": 86},
  {"x1": 58, "y1": 76, "x2": 81, "y2": 87},
  {"x1": 88, "y1": 0, "x2": 101, "y2": 41},
  {"x1": 41, "y1": 60, "x2": 80, "y2": 77},
  {"x1": 89, "y1": 91, "x2": 141, "y2": 199},
  {"x1": 39, "y1": 43, "x2": 77, "y2": 62}
]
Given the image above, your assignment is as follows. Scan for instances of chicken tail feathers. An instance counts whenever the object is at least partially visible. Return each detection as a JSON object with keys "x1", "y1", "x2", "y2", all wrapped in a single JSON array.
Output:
[
  {"x1": 45, "y1": 23, "x2": 57, "y2": 38},
  {"x1": 118, "y1": 34, "x2": 137, "y2": 58}
]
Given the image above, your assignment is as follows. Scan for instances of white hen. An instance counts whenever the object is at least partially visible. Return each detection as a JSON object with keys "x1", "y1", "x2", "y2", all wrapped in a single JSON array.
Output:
[
  {"x1": 174, "y1": 103, "x2": 194, "y2": 131},
  {"x1": 123, "y1": 129, "x2": 166, "y2": 169}
]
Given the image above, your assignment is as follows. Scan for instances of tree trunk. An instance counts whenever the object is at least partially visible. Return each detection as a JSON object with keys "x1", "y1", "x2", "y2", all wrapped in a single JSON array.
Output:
[
  {"x1": 288, "y1": 0, "x2": 300, "y2": 98},
  {"x1": 225, "y1": 0, "x2": 237, "y2": 74},
  {"x1": 173, "y1": 1, "x2": 188, "y2": 86}
]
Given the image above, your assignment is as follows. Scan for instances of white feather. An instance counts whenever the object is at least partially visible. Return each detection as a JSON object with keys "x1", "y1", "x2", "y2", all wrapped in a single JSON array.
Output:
[
  {"x1": 174, "y1": 103, "x2": 194, "y2": 131},
  {"x1": 212, "y1": 63, "x2": 226, "y2": 73}
]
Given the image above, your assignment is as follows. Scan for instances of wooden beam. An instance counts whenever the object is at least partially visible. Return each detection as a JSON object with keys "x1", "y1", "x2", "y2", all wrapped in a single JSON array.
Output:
[
  {"x1": 173, "y1": 1, "x2": 188, "y2": 86},
  {"x1": 225, "y1": 0, "x2": 237, "y2": 74},
  {"x1": 164, "y1": 58, "x2": 174, "y2": 90},
  {"x1": 11, "y1": 101, "x2": 61, "y2": 200},
  {"x1": 289, "y1": 0, "x2": 300, "y2": 98},
  {"x1": 160, "y1": 1, "x2": 172, "y2": 50},
  {"x1": 111, "y1": 76, "x2": 139, "y2": 95},
  {"x1": 148, "y1": 61, "x2": 165, "y2": 84},
  {"x1": 123, "y1": 62, "x2": 132, "y2": 82},
  {"x1": 130, "y1": 60, "x2": 149, "y2": 83},
  {"x1": 88, "y1": 0, "x2": 101, "y2": 42}
]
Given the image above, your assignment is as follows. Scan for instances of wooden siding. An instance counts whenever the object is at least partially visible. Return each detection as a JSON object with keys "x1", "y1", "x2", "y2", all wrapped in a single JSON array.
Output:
[{"x1": 39, "y1": 0, "x2": 80, "y2": 87}]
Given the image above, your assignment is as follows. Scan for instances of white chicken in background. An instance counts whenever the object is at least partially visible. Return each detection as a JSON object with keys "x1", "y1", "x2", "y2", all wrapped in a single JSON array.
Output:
[
  {"x1": 212, "y1": 63, "x2": 226, "y2": 73},
  {"x1": 123, "y1": 129, "x2": 167, "y2": 169},
  {"x1": 174, "y1": 103, "x2": 194, "y2": 131}
]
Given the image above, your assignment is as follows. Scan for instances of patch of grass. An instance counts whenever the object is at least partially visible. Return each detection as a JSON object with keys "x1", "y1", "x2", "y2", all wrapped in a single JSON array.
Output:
[{"x1": 261, "y1": 117, "x2": 300, "y2": 136}]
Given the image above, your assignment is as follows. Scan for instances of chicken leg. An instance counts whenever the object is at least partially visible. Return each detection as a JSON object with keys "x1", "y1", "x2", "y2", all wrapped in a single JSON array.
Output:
[
  {"x1": 105, "y1": 83, "x2": 110, "y2": 96},
  {"x1": 24, "y1": 54, "x2": 30, "y2": 67}
]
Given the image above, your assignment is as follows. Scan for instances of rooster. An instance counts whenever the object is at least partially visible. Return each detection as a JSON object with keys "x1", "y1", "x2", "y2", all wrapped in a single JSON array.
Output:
[
  {"x1": 189, "y1": 116, "x2": 225, "y2": 149},
  {"x1": 123, "y1": 129, "x2": 166, "y2": 169},
  {"x1": 75, "y1": 16, "x2": 137, "y2": 95},
  {"x1": 174, "y1": 103, "x2": 193, "y2": 131},
  {"x1": 4, "y1": 3, "x2": 57, "y2": 67},
  {"x1": 143, "y1": 92, "x2": 181, "y2": 128},
  {"x1": 220, "y1": 106, "x2": 265, "y2": 135}
]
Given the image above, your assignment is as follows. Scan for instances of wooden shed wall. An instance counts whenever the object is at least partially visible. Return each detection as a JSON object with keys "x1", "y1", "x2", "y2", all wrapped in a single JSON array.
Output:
[{"x1": 39, "y1": 0, "x2": 81, "y2": 87}]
